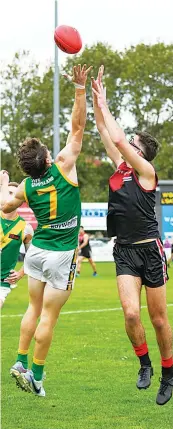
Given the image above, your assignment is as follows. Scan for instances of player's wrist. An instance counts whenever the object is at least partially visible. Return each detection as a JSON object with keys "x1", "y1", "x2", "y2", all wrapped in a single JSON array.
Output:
[
  {"x1": 18, "y1": 270, "x2": 24, "y2": 279},
  {"x1": 75, "y1": 85, "x2": 86, "y2": 93},
  {"x1": 100, "y1": 103, "x2": 109, "y2": 113}
]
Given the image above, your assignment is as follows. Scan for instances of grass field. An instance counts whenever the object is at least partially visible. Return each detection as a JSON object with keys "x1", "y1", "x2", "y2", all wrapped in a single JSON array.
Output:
[{"x1": 1, "y1": 262, "x2": 173, "y2": 429}]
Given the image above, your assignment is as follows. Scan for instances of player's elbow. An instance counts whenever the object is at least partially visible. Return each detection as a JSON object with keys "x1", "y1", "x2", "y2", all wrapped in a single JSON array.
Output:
[
  {"x1": 73, "y1": 126, "x2": 84, "y2": 141},
  {"x1": 71, "y1": 141, "x2": 82, "y2": 156},
  {"x1": 2, "y1": 203, "x2": 11, "y2": 213},
  {"x1": 72, "y1": 118, "x2": 86, "y2": 133},
  {"x1": 111, "y1": 130, "x2": 126, "y2": 147}
]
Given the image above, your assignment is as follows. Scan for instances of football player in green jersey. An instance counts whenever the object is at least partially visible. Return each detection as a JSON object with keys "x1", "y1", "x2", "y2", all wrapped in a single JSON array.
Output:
[
  {"x1": 1, "y1": 64, "x2": 92, "y2": 397},
  {"x1": 0, "y1": 181, "x2": 33, "y2": 308}
]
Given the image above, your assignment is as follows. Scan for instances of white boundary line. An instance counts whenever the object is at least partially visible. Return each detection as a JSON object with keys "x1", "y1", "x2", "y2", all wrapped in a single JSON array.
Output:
[{"x1": 1, "y1": 303, "x2": 173, "y2": 318}]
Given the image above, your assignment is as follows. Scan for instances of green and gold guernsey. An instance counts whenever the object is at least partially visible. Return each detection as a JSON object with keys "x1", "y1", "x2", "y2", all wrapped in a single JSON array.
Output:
[
  {"x1": 24, "y1": 163, "x2": 81, "y2": 251},
  {"x1": 0, "y1": 214, "x2": 26, "y2": 288}
]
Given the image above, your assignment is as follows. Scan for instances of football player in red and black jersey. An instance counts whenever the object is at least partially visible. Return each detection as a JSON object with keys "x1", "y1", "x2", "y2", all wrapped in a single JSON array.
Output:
[
  {"x1": 76, "y1": 226, "x2": 97, "y2": 277},
  {"x1": 92, "y1": 66, "x2": 173, "y2": 406}
]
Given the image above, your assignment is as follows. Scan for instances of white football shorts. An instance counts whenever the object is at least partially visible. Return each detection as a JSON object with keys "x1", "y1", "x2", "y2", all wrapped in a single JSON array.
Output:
[
  {"x1": 24, "y1": 244, "x2": 77, "y2": 291},
  {"x1": 0, "y1": 286, "x2": 11, "y2": 303}
]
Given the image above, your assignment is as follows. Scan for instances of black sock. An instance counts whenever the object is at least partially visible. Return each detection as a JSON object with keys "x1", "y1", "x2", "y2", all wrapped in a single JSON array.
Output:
[
  {"x1": 139, "y1": 353, "x2": 151, "y2": 367},
  {"x1": 162, "y1": 365, "x2": 173, "y2": 380}
]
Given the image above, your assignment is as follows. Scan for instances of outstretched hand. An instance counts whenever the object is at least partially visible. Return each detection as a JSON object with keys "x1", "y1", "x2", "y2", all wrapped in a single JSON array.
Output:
[
  {"x1": 91, "y1": 66, "x2": 107, "y2": 109},
  {"x1": 91, "y1": 64, "x2": 104, "y2": 92},
  {"x1": 62, "y1": 64, "x2": 93, "y2": 87}
]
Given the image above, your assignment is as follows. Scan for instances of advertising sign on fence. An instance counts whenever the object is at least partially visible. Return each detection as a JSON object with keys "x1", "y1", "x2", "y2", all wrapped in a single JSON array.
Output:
[{"x1": 18, "y1": 202, "x2": 108, "y2": 231}]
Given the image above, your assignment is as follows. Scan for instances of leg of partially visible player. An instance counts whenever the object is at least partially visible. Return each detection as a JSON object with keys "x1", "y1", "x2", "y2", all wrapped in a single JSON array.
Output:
[
  {"x1": 0, "y1": 287, "x2": 11, "y2": 309},
  {"x1": 88, "y1": 257, "x2": 97, "y2": 276},
  {"x1": 76, "y1": 255, "x2": 84, "y2": 276},
  {"x1": 117, "y1": 275, "x2": 153, "y2": 389},
  {"x1": 10, "y1": 277, "x2": 45, "y2": 376},
  {"x1": 146, "y1": 285, "x2": 173, "y2": 405}
]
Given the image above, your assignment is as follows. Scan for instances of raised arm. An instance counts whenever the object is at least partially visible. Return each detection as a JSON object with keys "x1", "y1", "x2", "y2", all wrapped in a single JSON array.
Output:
[
  {"x1": 92, "y1": 66, "x2": 122, "y2": 168},
  {"x1": 92, "y1": 82, "x2": 155, "y2": 179},
  {"x1": 55, "y1": 64, "x2": 92, "y2": 175}
]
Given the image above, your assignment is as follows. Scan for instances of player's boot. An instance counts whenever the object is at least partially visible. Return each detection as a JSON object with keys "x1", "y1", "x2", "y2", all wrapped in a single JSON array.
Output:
[
  {"x1": 156, "y1": 376, "x2": 173, "y2": 405},
  {"x1": 92, "y1": 272, "x2": 98, "y2": 277},
  {"x1": 15, "y1": 369, "x2": 45, "y2": 397},
  {"x1": 76, "y1": 272, "x2": 80, "y2": 277},
  {"x1": 10, "y1": 361, "x2": 27, "y2": 379},
  {"x1": 136, "y1": 365, "x2": 153, "y2": 389}
]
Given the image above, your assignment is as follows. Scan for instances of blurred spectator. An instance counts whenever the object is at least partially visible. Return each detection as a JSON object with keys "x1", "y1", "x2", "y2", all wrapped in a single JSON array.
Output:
[{"x1": 163, "y1": 238, "x2": 172, "y2": 268}]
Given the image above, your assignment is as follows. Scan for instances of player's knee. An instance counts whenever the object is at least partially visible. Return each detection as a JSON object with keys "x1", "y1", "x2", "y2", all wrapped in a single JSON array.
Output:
[
  {"x1": 125, "y1": 309, "x2": 140, "y2": 325},
  {"x1": 151, "y1": 315, "x2": 165, "y2": 330},
  {"x1": 35, "y1": 306, "x2": 42, "y2": 318},
  {"x1": 34, "y1": 315, "x2": 57, "y2": 343},
  {"x1": 34, "y1": 322, "x2": 52, "y2": 344},
  {"x1": 27, "y1": 303, "x2": 42, "y2": 318}
]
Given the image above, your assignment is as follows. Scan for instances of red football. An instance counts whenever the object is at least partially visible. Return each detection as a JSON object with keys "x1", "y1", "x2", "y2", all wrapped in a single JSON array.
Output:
[{"x1": 54, "y1": 25, "x2": 82, "y2": 54}]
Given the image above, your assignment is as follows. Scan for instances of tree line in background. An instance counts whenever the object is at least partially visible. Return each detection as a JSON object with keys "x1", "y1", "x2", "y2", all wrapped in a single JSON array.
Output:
[{"x1": 1, "y1": 42, "x2": 173, "y2": 201}]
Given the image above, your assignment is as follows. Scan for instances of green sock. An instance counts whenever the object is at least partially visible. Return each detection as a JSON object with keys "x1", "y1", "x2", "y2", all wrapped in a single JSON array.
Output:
[
  {"x1": 32, "y1": 361, "x2": 44, "y2": 381},
  {"x1": 17, "y1": 351, "x2": 28, "y2": 369}
]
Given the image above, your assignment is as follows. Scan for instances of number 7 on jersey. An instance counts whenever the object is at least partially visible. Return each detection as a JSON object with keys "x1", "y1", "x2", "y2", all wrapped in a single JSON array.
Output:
[{"x1": 37, "y1": 185, "x2": 57, "y2": 220}]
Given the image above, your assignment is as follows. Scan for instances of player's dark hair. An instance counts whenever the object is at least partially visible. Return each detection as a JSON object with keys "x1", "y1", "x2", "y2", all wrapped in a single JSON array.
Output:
[
  {"x1": 135, "y1": 130, "x2": 159, "y2": 162},
  {"x1": 9, "y1": 182, "x2": 19, "y2": 187},
  {"x1": 18, "y1": 138, "x2": 48, "y2": 179},
  {"x1": 80, "y1": 226, "x2": 84, "y2": 229}
]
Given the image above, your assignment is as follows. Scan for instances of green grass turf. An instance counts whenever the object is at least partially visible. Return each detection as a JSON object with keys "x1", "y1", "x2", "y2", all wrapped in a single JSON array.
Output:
[{"x1": 1, "y1": 262, "x2": 173, "y2": 429}]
